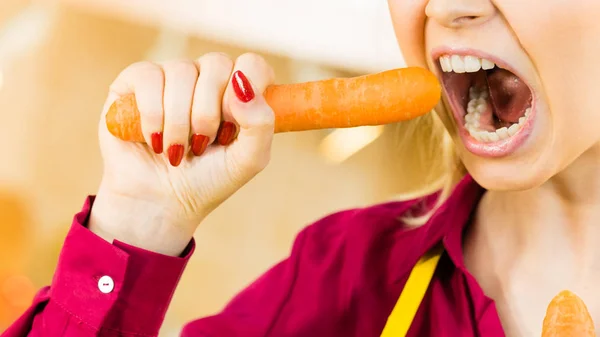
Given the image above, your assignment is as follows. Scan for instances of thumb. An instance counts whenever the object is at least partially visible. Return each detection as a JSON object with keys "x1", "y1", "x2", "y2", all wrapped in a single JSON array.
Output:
[{"x1": 224, "y1": 70, "x2": 275, "y2": 176}]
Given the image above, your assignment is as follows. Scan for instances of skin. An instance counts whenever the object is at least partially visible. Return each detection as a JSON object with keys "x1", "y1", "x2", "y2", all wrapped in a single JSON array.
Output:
[
  {"x1": 89, "y1": 53, "x2": 276, "y2": 256},
  {"x1": 390, "y1": 0, "x2": 600, "y2": 335},
  {"x1": 89, "y1": 0, "x2": 600, "y2": 336}
]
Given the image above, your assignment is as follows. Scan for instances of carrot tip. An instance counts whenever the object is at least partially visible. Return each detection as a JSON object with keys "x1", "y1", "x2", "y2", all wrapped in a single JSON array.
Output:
[{"x1": 542, "y1": 290, "x2": 595, "y2": 337}]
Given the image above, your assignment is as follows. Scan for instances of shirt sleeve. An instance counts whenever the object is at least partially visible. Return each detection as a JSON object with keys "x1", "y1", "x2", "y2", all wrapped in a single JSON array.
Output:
[
  {"x1": 1, "y1": 196, "x2": 194, "y2": 337},
  {"x1": 3, "y1": 197, "x2": 359, "y2": 337}
]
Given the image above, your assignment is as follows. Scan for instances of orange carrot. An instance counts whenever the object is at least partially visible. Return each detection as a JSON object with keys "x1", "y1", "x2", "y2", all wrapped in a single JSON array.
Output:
[
  {"x1": 542, "y1": 290, "x2": 595, "y2": 337},
  {"x1": 105, "y1": 67, "x2": 440, "y2": 142}
]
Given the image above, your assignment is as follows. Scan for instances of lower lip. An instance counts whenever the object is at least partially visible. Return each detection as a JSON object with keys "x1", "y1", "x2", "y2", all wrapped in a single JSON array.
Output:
[{"x1": 447, "y1": 93, "x2": 536, "y2": 158}]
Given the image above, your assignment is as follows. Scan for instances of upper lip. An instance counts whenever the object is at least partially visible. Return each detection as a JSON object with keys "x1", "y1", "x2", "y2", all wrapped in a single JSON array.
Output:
[{"x1": 430, "y1": 46, "x2": 533, "y2": 92}]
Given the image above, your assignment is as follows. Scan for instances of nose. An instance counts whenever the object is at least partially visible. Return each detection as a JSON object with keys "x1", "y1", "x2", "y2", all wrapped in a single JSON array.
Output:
[{"x1": 425, "y1": 0, "x2": 495, "y2": 28}]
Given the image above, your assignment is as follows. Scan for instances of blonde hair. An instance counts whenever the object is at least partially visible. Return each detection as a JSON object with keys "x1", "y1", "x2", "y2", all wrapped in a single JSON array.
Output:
[{"x1": 392, "y1": 110, "x2": 467, "y2": 227}]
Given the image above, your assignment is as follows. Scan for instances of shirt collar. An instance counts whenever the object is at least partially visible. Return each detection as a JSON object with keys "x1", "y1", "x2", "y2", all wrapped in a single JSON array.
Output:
[
  {"x1": 387, "y1": 173, "x2": 484, "y2": 284},
  {"x1": 437, "y1": 174, "x2": 485, "y2": 270}
]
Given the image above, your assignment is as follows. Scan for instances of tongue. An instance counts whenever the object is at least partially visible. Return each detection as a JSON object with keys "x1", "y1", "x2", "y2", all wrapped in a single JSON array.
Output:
[{"x1": 486, "y1": 68, "x2": 532, "y2": 123}]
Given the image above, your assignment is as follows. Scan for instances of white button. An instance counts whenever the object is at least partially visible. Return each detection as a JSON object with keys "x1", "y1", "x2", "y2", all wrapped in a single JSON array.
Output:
[{"x1": 98, "y1": 276, "x2": 114, "y2": 294}]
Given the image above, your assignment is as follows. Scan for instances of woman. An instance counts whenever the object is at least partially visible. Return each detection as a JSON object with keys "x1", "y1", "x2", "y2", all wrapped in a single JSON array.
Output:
[{"x1": 3, "y1": 0, "x2": 599, "y2": 336}]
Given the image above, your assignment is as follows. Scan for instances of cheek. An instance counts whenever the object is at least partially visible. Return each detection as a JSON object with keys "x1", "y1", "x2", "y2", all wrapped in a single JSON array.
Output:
[
  {"x1": 501, "y1": 1, "x2": 600, "y2": 142},
  {"x1": 387, "y1": 0, "x2": 429, "y2": 68}
]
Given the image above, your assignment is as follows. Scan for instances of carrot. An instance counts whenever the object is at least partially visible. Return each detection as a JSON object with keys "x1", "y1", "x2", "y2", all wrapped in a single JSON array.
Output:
[
  {"x1": 105, "y1": 67, "x2": 440, "y2": 142},
  {"x1": 542, "y1": 290, "x2": 595, "y2": 337}
]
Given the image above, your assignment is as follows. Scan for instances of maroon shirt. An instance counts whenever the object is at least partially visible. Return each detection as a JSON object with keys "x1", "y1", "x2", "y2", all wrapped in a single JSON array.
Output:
[{"x1": 2, "y1": 174, "x2": 506, "y2": 336}]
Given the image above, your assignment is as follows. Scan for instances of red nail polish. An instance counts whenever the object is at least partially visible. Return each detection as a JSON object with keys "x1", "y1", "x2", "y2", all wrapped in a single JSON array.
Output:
[
  {"x1": 232, "y1": 70, "x2": 255, "y2": 103},
  {"x1": 151, "y1": 132, "x2": 163, "y2": 154},
  {"x1": 191, "y1": 134, "x2": 209, "y2": 156},
  {"x1": 217, "y1": 122, "x2": 237, "y2": 146},
  {"x1": 167, "y1": 144, "x2": 184, "y2": 166}
]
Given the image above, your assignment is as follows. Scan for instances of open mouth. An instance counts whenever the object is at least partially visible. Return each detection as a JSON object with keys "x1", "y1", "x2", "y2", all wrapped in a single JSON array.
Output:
[{"x1": 437, "y1": 53, "x2": 535, "y2": 156}]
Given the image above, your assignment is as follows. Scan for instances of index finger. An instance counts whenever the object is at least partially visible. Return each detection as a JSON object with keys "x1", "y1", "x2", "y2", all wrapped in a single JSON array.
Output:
[{"x1": 101, "y1": 61, "x2": 165, "y2": 151}]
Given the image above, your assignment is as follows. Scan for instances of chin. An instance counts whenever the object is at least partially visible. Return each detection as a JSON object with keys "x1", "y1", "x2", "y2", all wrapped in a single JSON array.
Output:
[{"x1": 463, "y1": 158, "x2": 554, "y2": 192}]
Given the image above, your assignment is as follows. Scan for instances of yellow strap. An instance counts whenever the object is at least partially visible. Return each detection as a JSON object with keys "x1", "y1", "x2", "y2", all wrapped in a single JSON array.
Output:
[{"x1": 380, "y1": 244, "x2": 444, "y2": 337}]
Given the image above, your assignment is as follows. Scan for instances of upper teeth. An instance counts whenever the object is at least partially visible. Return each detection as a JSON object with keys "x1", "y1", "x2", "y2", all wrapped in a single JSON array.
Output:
[{"x1": 440, "y1": 55, "x2": 496, "y2": 73}]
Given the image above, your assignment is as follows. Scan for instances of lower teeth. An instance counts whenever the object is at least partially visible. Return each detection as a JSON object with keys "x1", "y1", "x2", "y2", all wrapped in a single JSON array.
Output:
[{"x1": 464, "y1": 86, "x2": 530, "y2": 143}]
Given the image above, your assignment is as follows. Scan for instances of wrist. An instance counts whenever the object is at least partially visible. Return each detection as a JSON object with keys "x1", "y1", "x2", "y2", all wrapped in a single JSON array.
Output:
[{"x1": 88, "y1": 190, "x2": 198, "y2": 257}]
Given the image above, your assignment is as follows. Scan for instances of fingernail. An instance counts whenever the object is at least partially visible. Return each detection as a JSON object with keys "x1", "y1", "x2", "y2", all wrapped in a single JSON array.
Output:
[
  {"x1": 151, "y1": 132, "x2": 163, "y2": 154},
  {"x1": 216, "y1": 122, "x2": 237, "y2": 146},
  {"x1": 167, "y1": 144, "x2": 184, "y2": 166},
  {"x1": 232, "y1": 70, "x2": 255, "y2": 103},
  {"x1": 191, "y1": 134, "x2": 209, "y2": 156}
]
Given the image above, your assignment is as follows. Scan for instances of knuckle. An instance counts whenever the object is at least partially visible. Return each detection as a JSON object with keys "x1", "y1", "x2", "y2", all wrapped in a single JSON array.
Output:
[
  {"x1": 198, "y1": 52, "x2": 234, "y2": 72},
  {"x1": 129, "y1": 61, "x2": 162, "y2": 76},
  {"x1": 163, "y1": 59, "x2": 198, "y2": 78},
  {"x1": 111, "y1": 61, "x2": 162, "y2": 92},
  {"x1": 230, "y1": 152, "x2": 269, "y2": 180},
  {"x1": 253, "y1": 117, "x2": 276, "y2": 133},
  {"x1": 107, "y1": 82, "x2": 122, "y2": 94},
  {"x1": 164, "y1": 122, "x2": 191, "y2": 140},
  {"x1": 260, "y1": 108, "x2": 276, "y2": 126},
  {"x1": 235, "y1": 53, "x2": 274, "y2": 82},
  {"x1": 140, "y1": 110, "x2": 163, "y2": 129},
  {"x1": 236, "y1": 52, "x2": 267, "y2": 68},
  {"x1": 241, "y1": 152, "x2": 271, "y2": 174},
  {"x1": 248, "y1": 105, "x2": 276, "y2": 128},
  {"x1": 167, "y1": 121, "x2": 190, "y2": 131},
  {"x1": 193, "y1": 115, "x2": 220, "y2": 132}
]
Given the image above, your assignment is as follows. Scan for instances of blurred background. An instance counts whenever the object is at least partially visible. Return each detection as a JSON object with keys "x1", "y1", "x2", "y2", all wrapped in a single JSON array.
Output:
[{"x1": 0, "y1": 0, "x2": 443, "y2": 334}]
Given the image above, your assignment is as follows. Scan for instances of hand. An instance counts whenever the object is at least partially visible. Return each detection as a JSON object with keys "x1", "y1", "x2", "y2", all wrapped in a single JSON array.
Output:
[{"x1": 88, "y1": 53, "x2": 276, "y2": 256}]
